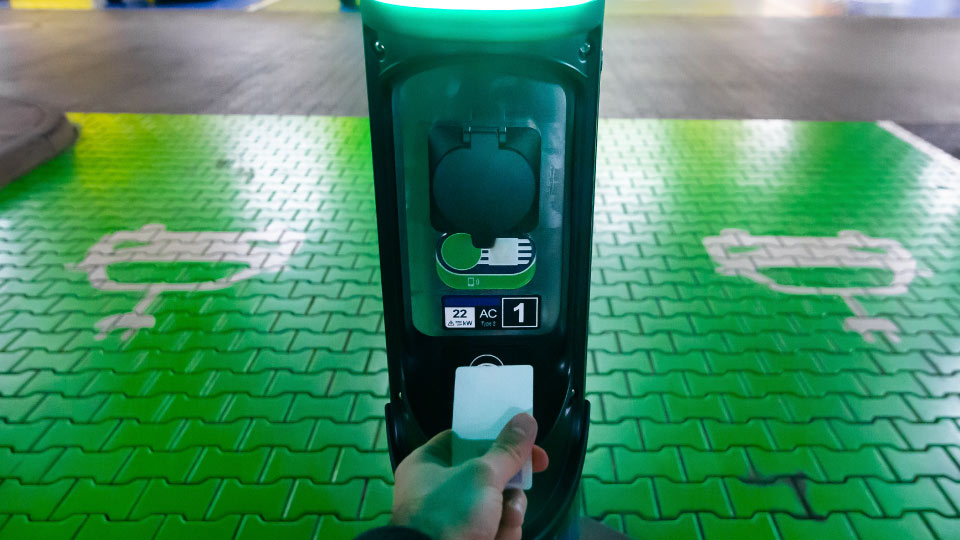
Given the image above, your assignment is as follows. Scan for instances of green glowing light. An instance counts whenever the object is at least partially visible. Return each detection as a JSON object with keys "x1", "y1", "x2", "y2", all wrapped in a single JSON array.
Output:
[
  {"x1": 363, "y1": 0, "x2": 602, "y2": 41},
  {"x1": 372, "y1": 0, "x2": 593, "y2": 9}
]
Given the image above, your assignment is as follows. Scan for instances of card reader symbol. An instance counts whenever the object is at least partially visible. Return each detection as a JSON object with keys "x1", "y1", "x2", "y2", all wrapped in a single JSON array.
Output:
[{"x1": 436, "y1": 233, "x2": 536, "y2": 290}]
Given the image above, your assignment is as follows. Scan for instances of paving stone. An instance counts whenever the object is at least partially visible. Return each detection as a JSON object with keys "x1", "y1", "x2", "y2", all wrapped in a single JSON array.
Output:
[
  {"x1": 0, "y1": 479, "x2": 76, "y2": 519},
  {"x1": 684, "y1": 373, "x2": 747, "y2": 396},
  {"x1": 655, "y1": 478, "x2": 733, "y2": 518},
  {"x1": 50, "y1": 478, "x2": 147, "y2": 519},
  {"x1": 221, "y1": 394, "x2": 293, "y2": 422},
  {"x1": 587, "y1": 372, "x2": 630, "y2": 395},
  {"x1": 928, "y1": 354, "x2": 960, "y2": 375},
  {"x1": 722, "y1": 395, "x2": 790, "y2": 422},
  {"x1": 805, "y1": 479, "x2": 883, "y2": 518},
  {"x1": 284, "y1": 478, "x2": 365, "y2": 520},
  {"x1": 813, "y1": 447, "x2": 896, "y2": 482},
  {"x1": 602, "y1": 393, "x2": 666, "y2": 422},
  {"x1": 315, "y1": 515, "x2": 391, "y2": 540},
  {"x1": 240, "y1": 419, "x2": 315, "y2": 451},
  {"x1": 188, "y1": 448, "x2": 271, "y2": 483},
  {"x1": 103, "y1": 420, "x2": 182, "y2": 451},
  {"x1": 846, "y1": 395, "x2": 918, "y2": 422},
  {"x1": 159, "y1": 395, "x2": 233, "y2": 423},
  {"x1": 333, "y1": 448, "x2": 393, "y2": 483},
  {"x1": 207, "y1": 479, "x2": 294, "y2": 520},
  {"x1": 935, "y1": 478, "x2": 960, "y2": 514},
  {"x1": 583, "y1": 447, "x2": 617, "y2": 482},
  {"x1": 42, "y1": 448, "x2": 133, "y2": 483},
  {"x1": 704, "y1": 419, "x2": 774, "y2": 450},
  {"x1": 588, "y1": 420, "x2": 644, "y2": 450},
  {"x1": 680, "y1": 447, "x2": 751, "y2": 482},
  {"x1": 0, "y1": 515, "x2": 85, "y2": 540},
  {"x1": 612, "y1": 447, "x2": 684, "y2": 482},
  {"x1": 848, "y1": 513, "x2": 937, "y2": 540},
  {"x1": 29, "y1": 394, "x2": 107, "y2": 422},
  {"x1": 650, "y1": 351, "x2": 709, "y2": 373},
  {"x1": 698, "y1": 513, "x2": 779, "y2": 539},
  {"x1": 308, "y1": 419, "x2": 380, "y2": 451},
  {"x1": 626, "y1": 372, "x2": 687, "y2": 395},
  {"x1": 881, "y1": 447, "x2": 960, "y2": 481},
  {"x1": 583, "y1": 478, "x2": 657, "y2": 518},
  {"x1": 664, "y1": 395, "x2": 728, "y2": 422},
  {"x1": 622, "y1": 514, "x2": 701, "y2": 540},
  {"x1": 858, "y1": 372, "x2": 927, "y2": 396},
  {"x1": 746, "y1": 447, "x2": 826, "y2": 482},
  {"x1": 73, "y1": 515, "x2": 164, "y2": 540},
  {"x1": 130, "y1": 479, "x2": 220, "y2": 520},
  {"x1": 233, "y1": 516, "x2": 319, "y2": 540},
  {"x1": 829, "y1": 419, "x2": 906, "y2": 450},
  {"x1": 0, "y1": 447, "x2": 62, "y2": 482},
  {"x1": 783, "y1": 395, "x2": 855, "y2": 421},
  {"x1": 866, "y1": 478, "x2": 955, "y2": 516},
  {"x1": 895, "y1": 419, "x2": 960, "y2": 449},
  {"x1": 773, "y1": 513, "x2": 858, "y2": 540},
  {"x1": 640, "y1": 420, "x2": 707, "y2": 451},
  {"x1": 153, "y1": 516, "x2": 242, "y2": 540},
  {"x1": 724, "y1": 479, "x2": 805, "y2": 517}
]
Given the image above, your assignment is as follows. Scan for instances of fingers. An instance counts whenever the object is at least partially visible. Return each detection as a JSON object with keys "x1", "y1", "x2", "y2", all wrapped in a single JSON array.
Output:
[
  {"x1": 410, "y1": 429, "x2": 453, "y2": 465},
  {"x1": 480, "y1": 413, "x2": 538, "y2": 489},
  {"x1": 531, "y1": 444, "x2": 549, "y2": 473},
  {"x1": 494, "y1": 489, "x2": 526, "y2": 540}
]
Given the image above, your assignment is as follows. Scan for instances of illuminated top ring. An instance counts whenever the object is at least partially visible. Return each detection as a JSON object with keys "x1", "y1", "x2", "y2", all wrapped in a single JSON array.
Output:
[{"x1": 371, "y1": 0, "x2": 595, "y2": 10}]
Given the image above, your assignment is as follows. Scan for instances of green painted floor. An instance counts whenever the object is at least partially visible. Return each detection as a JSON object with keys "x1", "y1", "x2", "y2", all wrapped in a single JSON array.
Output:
[{"x1": 1, "y1": 114, "x2": 959, "y2": 539}]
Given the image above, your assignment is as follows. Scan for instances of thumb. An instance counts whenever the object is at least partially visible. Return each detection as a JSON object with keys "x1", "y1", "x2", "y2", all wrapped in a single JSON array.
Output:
[
  {"x1": 479, "y1": 413, "x2": 538, "y2": 489},
  {"x1": 410, "y1": 429, "x2": 453, "y2": 465}
]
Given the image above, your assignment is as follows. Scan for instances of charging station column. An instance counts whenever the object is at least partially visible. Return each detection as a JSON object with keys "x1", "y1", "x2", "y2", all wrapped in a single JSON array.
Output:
[{"x1": 361, "y1": 2, "x2": 604, "y2": 537}]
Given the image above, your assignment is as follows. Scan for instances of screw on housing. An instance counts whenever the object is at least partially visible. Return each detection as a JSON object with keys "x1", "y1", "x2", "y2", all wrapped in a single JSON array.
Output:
[{"x1": 579, "y1": 41, "x2": 592, "y2": 59}]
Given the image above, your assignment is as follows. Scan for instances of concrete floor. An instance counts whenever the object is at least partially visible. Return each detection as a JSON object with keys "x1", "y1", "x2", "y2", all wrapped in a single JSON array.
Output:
[{"x1": 0, "y1": 11, "x2": 959, "y2": 121}]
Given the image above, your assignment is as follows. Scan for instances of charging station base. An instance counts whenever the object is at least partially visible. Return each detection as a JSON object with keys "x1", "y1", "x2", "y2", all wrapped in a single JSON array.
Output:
[{"x1": 580, "y1": 518, "x2": 632, "y2": 540}]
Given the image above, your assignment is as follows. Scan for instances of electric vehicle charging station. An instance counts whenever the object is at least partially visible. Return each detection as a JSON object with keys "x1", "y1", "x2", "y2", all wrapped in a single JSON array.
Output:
[{"x1": 361, "y1": 0, "x2": 605, "y2": 537}]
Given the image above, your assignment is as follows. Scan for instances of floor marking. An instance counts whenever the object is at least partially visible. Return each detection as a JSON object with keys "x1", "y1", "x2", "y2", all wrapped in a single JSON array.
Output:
[
  {"x1": 69, "y1": 223, "x2": 305, "y2": 341},
  {"x1": 878, "y1": 120, "x2": 960, "y2": 171},
  {"x1": 246, "y1": 0, "x2": 282, "y2": 12},
  {"x1": 763, "y1": 0, "x2": 815, "y2": 17},
  {"x1": 703, "y1": 229, "x2": 929, "y2": 344}
]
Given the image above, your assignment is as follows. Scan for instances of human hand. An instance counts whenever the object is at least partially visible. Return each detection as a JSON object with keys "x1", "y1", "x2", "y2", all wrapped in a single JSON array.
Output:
[{"x1": 391, "y1": 413, "x2": 550, "y2": 540}]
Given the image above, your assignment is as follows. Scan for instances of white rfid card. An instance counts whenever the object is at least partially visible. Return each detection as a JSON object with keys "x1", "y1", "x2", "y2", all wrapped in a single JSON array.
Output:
[{"x1": 452, "y1": 364, "x2": 534, "y2": 490}]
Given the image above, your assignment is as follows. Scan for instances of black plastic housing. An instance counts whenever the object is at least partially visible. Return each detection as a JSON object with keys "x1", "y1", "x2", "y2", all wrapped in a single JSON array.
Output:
[{"x1": 361, "y1": 4, "x2": 603, "y2": 538}]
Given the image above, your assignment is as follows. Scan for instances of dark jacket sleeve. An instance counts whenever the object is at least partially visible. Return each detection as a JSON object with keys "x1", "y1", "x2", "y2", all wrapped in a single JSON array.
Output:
[{"x1": 354, "y1": 525, "x2": 434, "y2": 540}]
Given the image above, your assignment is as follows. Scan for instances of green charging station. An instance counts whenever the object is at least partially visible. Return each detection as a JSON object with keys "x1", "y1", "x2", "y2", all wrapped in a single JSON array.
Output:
[{"x1": 361, "y1": 0, "x2": 605, "y2": 537}]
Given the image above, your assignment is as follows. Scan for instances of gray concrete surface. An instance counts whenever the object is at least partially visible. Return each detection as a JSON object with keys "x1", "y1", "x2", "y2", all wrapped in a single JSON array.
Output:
[
  {"x1": 900, "y1": 123, "x2": 960, "y2": 158},
  {"x1": 0, "y1": 95, "x2": 77, "y2": 184},
  {"x1": 1, "y1": 11, "x2": 959, "y2": 121}
]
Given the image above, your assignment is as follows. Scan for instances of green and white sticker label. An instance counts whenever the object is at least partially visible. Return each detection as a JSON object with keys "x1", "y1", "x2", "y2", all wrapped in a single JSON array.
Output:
[{"x1": 436, "y1": 233, "x2": 536, "y2": 290}]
